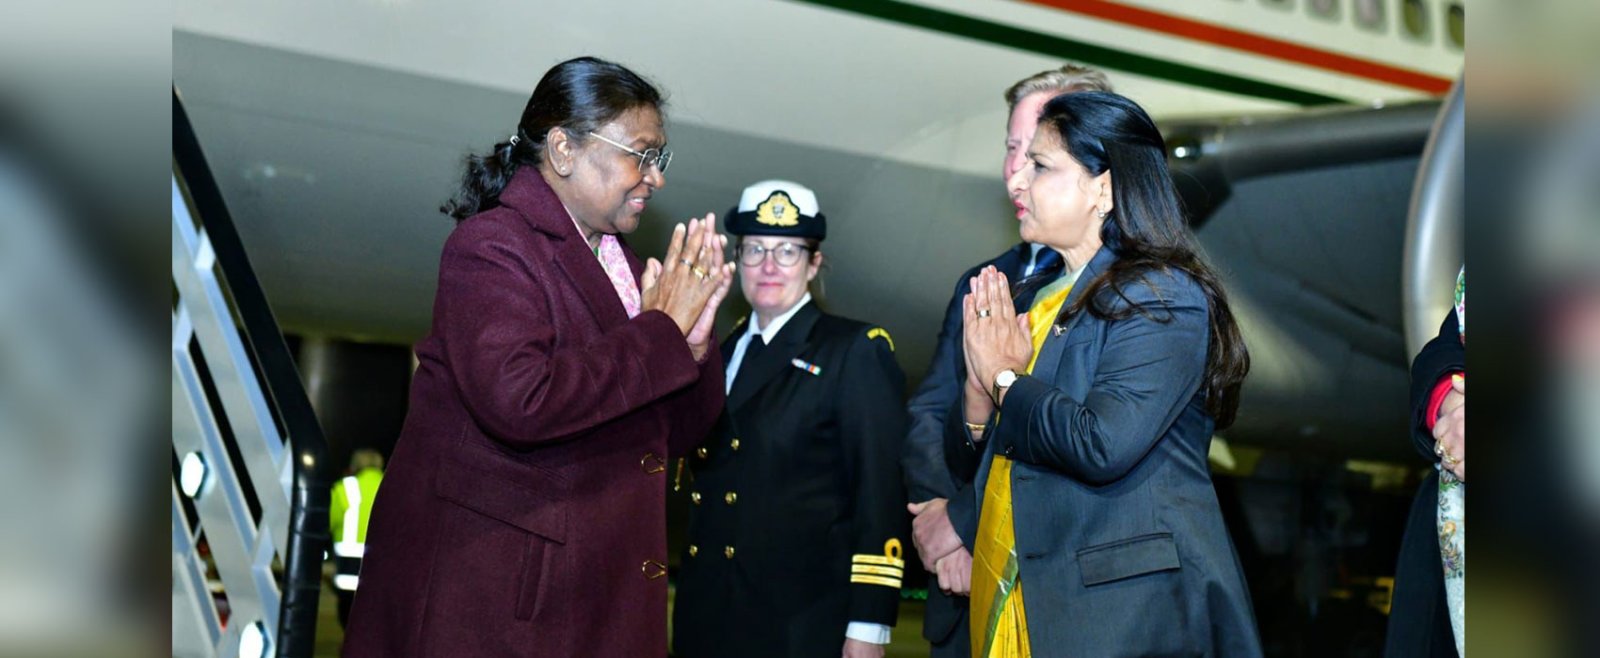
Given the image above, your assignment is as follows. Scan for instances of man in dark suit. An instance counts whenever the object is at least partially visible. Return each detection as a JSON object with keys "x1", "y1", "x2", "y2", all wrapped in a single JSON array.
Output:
[
  {"x1": 674, "y1": 181, "x2": 907, "y2": 658},
  {"x1": 902, "y1": 64, "x2": 1111, "y2": 657}
]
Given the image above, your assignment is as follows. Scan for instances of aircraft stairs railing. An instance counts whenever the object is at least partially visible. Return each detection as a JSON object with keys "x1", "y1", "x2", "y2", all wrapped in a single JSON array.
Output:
[{"x1": 171, "y1": 86, "x2": 330, "y2": 658}]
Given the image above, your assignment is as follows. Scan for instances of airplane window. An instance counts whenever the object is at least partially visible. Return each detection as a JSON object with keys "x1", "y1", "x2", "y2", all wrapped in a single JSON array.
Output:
[
  {"x1": 1354, "y1": 0, "x2": 1384, "y2": 30},
  {"x1": 1446, "y1": 3, "x2": 1465, "y2": 48},
  {"x1": 1309, "y1": 0, "x2": 1339, "y2": 19},
  {"x1": 1402, "y1": 0, "x2": 1431, "y2": 40}
]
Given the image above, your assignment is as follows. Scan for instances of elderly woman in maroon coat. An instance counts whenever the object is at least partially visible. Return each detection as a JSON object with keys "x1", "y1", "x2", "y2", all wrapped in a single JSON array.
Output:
[{"x1": 343, "y1": 57, "x2": 735, "y2": 657}]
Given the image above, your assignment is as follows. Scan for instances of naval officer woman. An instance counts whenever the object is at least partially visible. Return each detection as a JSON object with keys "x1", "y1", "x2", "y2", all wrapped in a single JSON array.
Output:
[{"x1": 673, "y1": 181, "x2": 908, "y2": 658}]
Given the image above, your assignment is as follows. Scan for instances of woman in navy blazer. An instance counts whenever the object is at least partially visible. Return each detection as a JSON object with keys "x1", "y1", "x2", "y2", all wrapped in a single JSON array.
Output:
[
  {"x1": 938, "y1": 92, "x2": 1261, "y2": 657},
  {"x1": 343, "y1": 58, "x2": 735, "y2": 657}
]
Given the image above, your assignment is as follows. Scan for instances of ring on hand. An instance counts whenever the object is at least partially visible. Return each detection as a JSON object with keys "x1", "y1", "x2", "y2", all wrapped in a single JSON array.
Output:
[
  {"x1": 679, "y1": 258, "x2": 694, "y2": 267},
  {"x1": 1433, "y1": 441, "x2": 1445, "y2": 457},
  {"x1": 977, "y1": 308, "x2": 992, "y2": 319},
  {"x1": 691, "y1": 265, "x2": 709, "y2": 279}
]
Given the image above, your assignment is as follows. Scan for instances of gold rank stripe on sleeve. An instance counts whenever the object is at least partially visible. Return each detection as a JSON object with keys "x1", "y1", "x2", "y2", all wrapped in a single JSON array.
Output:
[
  {"x1": 850, "y1": 564, "x2": 904, "y2": 579},
  {"x1": 851, "y1": 554, "x2": 906, "y2": 568},
  {"x1": 850, "y1": 574, "x2": 903, "y2": 588},
  {"x1": 851, "y1": 539, "x2": 906, "y2": 588}
]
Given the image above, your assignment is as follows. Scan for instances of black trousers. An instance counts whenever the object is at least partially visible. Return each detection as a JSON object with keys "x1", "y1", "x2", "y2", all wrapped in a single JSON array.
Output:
[{"x1": 925, "y1": 587, "x2": 972, "y2": 658}]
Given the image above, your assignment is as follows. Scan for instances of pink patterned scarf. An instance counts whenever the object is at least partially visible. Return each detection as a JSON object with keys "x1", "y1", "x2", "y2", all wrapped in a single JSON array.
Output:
[
  {"x1": 564, "y1": 205, "x2": 641, "y2": 319},
  {"x1": 597, "y1": 234, "x2": 641, "y2": 319}
]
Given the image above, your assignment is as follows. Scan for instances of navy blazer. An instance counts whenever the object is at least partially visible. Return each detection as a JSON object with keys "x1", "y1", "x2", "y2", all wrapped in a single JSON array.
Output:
[
  {"x1": 901, "y1": 242, "x2": 1031, "y2": 652},
  {"x1": 945, "y1": 246, "x2": 1263, "y2": 657}
]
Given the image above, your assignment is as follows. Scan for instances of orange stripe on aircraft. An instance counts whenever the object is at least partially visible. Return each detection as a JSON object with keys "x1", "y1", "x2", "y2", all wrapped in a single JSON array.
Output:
[{"x1": 1018, "y1": 0, "x2": 1453, "y2": 95}]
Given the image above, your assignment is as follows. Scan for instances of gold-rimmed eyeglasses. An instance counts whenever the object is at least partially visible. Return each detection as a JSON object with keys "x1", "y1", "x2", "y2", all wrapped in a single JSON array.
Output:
[{"x1": 587, "y1": 132, "x2": 672, "y2": 174}]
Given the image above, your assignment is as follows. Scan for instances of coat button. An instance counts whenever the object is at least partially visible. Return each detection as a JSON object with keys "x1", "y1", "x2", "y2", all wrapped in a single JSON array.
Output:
[
  {"x1": 730, "y1": 438, "x2": 741, "y2": 451},
  {"x1": 691, "y1": 491, "x2": 702, "y2": 505},
  {"x1": 641, "y1": 452, "x2": 666, "y2": 474},
  {"x1": 688, "y1": 545, "x2": 699, "y2": 557},
  {"x1": 724, "y1": 492, "x2": 738, "y2": 505},
  {"x1": 724, "y1": 545, "x2": 736, "y2": 559},
  {"x1": 696, "y1": 447, "x2": 708, "y2": 459}
]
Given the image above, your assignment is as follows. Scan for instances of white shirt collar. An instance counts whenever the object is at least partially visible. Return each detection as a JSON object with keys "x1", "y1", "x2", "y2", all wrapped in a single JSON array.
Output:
[{"x1": 747, "y1": 292, "x2": 813, "y2": 345}]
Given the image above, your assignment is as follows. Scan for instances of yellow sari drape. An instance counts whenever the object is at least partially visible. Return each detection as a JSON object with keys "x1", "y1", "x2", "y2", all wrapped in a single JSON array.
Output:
[{"x1": 970, "y1": 275, "x2": 1075, "y2": 658}]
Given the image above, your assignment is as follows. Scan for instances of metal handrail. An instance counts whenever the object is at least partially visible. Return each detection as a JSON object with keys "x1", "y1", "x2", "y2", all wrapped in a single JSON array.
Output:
[{"x1": 173, "y1": 86, "x2": 331, "y2": 658}]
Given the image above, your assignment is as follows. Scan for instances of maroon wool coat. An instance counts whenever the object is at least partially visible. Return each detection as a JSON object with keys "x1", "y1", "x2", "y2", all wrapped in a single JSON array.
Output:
[{"x1": 342, "y1": 168, "x2": 725, "y2": 657}]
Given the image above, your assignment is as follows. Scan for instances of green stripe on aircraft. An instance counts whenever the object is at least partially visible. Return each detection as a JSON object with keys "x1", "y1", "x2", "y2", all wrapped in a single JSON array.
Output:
[{"x1": 789, "y1": 0, "x2": 1346, "y2": 107}]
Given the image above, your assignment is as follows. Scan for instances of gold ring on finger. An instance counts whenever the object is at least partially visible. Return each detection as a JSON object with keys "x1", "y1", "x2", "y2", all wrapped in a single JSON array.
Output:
[
  {"x1": 1433, "y1": 441, "x2": 1445, "y2": 457},
  {"x1": 691, "y1": 266, "x2": 709, "y2": 279}
]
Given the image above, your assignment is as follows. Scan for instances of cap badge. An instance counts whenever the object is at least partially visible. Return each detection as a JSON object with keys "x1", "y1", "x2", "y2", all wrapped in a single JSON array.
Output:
[{"x1": 756, "y1": 192, "x2": 800, "y2": 227}]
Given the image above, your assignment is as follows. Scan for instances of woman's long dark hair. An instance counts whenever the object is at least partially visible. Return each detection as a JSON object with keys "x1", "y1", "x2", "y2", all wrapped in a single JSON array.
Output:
[
  {"x1": 440, "y1": 57, "x2": 664, "y2": 221},
  {"x1": 1036, "y1": 91, "x2": 1250, "y2": 429}
]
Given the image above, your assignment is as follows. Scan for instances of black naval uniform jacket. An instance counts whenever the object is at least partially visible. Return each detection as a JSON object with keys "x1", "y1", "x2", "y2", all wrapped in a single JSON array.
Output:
[{"x1": 673, "y1": 301, "x2": 909, "y2": 658}]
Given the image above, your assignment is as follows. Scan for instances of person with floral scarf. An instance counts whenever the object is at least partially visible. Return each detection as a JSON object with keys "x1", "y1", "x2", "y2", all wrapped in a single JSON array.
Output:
[{"x1": 1386, "y1": 266, "x2": 1465, "y2": 658}]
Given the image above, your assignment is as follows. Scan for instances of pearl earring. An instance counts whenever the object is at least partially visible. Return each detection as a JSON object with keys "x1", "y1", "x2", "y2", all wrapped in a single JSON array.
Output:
[{"x1": 1096, "y1": 208, "x2": 1110, "y2": 220}]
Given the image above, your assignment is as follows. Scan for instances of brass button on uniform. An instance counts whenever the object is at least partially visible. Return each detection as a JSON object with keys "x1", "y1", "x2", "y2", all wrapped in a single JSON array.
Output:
[
  {"x1": 724, "y1": 492, "x2": 738, "y2": 505},
  {"x1": 724, "y1": 545, "x2": 736, "y2": 559},
  {"x1": 696, "y1": 447, "x2": 708, "y2": 459},
  {"x1": 691, "y1": 491, "x2": 702, "y2": 505},
  {"x1": 730, "y1": 438, "x2": 741, "y2": 451},
  {"x1": 688, "y1": 544, "x2": 699, "y2": 557}
]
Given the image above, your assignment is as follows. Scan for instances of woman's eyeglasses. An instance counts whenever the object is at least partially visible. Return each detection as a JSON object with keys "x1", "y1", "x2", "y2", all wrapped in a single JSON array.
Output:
[
  {"x1": 587, "y1": 132, "x2": 672, "y2": 174},
  {"x1": 737, "y1": 243, "x2": 812, "y2": 267}
]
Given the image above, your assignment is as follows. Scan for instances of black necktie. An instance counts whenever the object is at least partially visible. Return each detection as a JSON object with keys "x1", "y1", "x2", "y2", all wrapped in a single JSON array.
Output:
[{"x1": 735, "y1": 336, "x2": 766, "y2": 385}]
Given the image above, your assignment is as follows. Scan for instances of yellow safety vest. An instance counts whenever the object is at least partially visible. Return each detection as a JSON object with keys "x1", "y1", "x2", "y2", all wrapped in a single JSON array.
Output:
[{"x1": 329, "y1": 468, "x2": 382, "y2": 591}]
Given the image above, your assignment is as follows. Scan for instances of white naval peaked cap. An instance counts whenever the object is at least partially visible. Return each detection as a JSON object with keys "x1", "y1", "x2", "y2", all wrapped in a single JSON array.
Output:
[{"x1": 736, "y1": 180, "x2": 820, "y2": 217}]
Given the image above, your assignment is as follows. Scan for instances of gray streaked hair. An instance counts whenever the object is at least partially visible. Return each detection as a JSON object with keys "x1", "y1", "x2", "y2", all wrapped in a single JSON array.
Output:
[{"x1": 1004, "y1": 64, "x2": 1113, "y2": 110}]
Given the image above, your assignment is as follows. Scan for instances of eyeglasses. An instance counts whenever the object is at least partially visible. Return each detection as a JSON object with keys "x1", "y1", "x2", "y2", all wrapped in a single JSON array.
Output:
[
  {"x1": 587, "y1": 132, "x2": 672, "y2": 174},
  {"x1": 737, "y1": 242, "x2": 812, "y2": 267}
]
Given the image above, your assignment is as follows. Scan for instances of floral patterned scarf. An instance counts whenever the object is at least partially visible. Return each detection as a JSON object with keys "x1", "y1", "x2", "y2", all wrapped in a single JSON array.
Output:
[{"x1": 1439, "y1": 266, "x2": 1465, "y2": 656}]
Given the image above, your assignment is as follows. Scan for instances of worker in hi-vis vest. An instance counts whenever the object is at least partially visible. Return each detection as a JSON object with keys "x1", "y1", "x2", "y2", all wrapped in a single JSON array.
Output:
[{"x1": 330, "y1": 449, "x2": 384, "y2": 628}]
